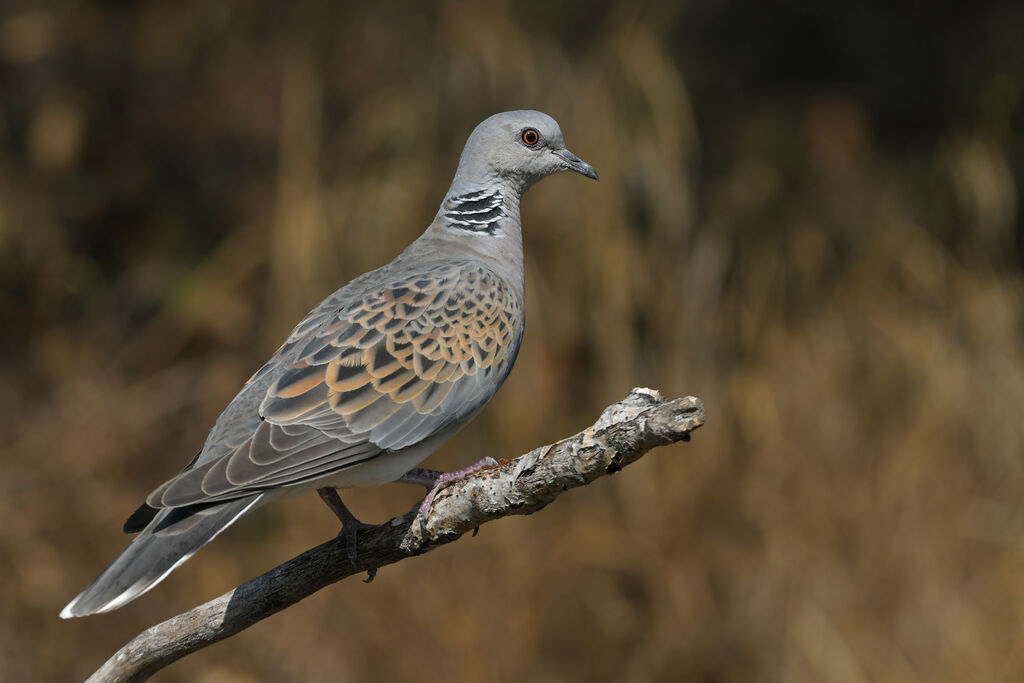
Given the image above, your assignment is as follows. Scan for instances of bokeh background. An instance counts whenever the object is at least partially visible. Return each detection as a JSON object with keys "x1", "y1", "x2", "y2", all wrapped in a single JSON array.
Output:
[{"x1": 3, "y1": 1, "x2": 1024, "y2": 681}]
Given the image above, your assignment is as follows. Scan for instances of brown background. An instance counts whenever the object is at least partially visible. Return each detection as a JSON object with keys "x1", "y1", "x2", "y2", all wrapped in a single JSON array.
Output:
[{"x1": 3, "y1": 1, "x2": 1024, "y2": 681}]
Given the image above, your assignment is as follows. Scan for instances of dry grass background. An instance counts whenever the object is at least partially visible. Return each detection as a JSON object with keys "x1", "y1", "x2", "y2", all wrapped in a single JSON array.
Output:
[{"x1": 2, "y1": 1, "x2": 1024, "y2": 681}]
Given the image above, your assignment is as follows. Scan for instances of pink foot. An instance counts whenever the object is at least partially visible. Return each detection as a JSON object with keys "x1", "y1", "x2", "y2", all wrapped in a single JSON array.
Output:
[{"x1": 397, "y1": 457, "x2": 499, "y2": 523}]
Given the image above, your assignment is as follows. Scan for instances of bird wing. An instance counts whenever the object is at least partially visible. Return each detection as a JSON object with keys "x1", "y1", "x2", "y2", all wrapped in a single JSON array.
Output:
[{"x1": 146, "y1": 260, "x2": 523, "y2": 508}]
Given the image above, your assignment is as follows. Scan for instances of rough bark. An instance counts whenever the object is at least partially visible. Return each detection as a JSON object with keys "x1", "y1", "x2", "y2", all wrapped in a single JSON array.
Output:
[{"x1": 86, "y1": 388, "x2": 705, "y2": 682}]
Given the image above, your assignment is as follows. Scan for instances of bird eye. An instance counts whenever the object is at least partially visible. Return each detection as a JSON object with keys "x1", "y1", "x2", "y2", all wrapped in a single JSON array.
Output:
[{"x1": 521, "y1": 128, "x2": 541, "y2": 146}]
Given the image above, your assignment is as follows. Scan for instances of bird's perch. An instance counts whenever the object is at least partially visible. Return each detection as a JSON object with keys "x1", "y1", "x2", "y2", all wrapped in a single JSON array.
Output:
[{"x1": 86, "y1": 388, "x2": 705, "y2": 683}]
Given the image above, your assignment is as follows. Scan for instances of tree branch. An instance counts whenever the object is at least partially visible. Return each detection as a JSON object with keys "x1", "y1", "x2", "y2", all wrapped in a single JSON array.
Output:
[{"x1": 86, "y1": 388, "x2": 705, "y2": 683}]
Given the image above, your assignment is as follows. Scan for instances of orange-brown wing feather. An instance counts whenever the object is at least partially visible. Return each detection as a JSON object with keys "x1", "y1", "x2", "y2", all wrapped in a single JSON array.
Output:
[{"x1": 264, "y1": 261, "x2": 522, "y2": 446}]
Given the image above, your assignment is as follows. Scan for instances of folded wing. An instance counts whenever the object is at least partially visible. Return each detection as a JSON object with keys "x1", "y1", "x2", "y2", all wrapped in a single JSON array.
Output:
[{"x1": 146, "y1": 261, "x2": 523, "y2": 508}]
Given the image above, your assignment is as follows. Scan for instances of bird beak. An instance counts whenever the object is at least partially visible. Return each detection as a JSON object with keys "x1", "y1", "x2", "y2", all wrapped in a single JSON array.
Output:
[{"x1": 553, "y1": 148, "x2": 599, "y2": 180}]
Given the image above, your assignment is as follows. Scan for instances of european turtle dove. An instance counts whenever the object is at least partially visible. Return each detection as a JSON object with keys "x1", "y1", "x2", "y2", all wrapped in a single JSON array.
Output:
[{"x1": 61, "y1": 110, "x2": 597, "y2": 617}]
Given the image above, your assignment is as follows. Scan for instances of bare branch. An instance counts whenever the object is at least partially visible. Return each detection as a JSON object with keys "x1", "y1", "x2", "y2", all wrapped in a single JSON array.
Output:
[{"x1": 86, "y1": 388, "x2": 705, "y2": 683}]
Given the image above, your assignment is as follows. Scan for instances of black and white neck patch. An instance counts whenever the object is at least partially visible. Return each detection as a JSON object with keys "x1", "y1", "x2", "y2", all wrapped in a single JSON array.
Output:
[{"x1": 443, "y1": 188, "x2": 506, "y2": 235}]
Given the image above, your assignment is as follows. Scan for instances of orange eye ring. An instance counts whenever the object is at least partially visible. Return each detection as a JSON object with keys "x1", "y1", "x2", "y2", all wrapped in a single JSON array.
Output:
[{"x1": 521, "y1": 128, "x2": 541, "y2": 146}]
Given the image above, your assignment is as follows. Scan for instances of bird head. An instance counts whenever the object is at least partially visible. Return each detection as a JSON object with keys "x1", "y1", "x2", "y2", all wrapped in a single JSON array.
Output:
[{"x1": 453, "y1": 110, "x2": 598, "y2": 192}]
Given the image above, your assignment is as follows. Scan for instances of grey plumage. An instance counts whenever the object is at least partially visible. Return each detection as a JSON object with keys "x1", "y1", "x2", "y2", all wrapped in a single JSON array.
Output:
[{"x1": 61, "y1": 110, "x2": 597, "y2": 618}]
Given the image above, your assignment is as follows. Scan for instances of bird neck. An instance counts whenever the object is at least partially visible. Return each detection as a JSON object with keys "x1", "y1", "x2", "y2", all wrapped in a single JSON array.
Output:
[{"x1": 415, "y1": 181, "x2": 525, "y2": 293}]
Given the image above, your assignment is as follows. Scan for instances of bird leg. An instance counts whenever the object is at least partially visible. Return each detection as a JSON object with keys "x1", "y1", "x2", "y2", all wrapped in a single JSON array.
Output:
[
  {"x1": 317, "y1": 487, "x2": 372, "y2": 567},
  {"x1": 396, "y1": 457, "x2": 500, "y2": 523}
]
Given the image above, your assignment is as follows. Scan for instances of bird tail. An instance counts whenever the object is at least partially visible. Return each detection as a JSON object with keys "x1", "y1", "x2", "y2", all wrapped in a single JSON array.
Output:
[{"x1": 60, "y1": 494, "x2": 264, "y2": 618}]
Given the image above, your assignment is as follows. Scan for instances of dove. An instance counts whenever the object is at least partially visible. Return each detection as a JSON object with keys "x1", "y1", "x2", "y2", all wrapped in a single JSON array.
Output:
[{"x1": 61, "y1": 110, "x2": 597, "y2": 618}]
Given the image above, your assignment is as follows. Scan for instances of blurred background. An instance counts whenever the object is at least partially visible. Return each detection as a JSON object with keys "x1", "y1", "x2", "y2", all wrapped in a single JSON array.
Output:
[{"x1": 2, "y1": 1, "x2": 1023, "y2": 680}]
